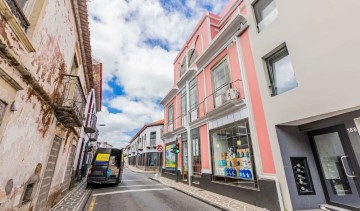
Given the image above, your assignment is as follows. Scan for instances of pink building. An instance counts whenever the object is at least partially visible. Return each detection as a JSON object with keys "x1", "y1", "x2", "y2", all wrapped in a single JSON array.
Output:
[{"x1": 160, "y1": 1, "x2": 279, "y2": 210}]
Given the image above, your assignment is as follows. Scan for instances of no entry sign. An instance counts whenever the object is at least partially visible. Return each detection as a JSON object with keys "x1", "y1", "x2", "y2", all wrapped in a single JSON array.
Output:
[{"x1": 156, "y1": 145, "x2": 163, "y2": 152}]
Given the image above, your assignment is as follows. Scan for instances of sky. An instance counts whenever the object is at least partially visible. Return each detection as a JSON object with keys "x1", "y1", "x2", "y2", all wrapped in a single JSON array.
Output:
[{"x1": 88, "y1": 0, "x2": 229, "y2": 148}]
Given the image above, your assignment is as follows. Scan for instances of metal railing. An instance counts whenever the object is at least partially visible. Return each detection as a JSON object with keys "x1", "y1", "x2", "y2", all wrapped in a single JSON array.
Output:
[
  {"x1": 162, "y1": 114, "x2": 187, "y2": 135},
  {"x1": 84, "y1": 113, "x2": 97, "y2": 133},
  {"x1": 189, "y1": 80, "x2": 244, "y2": 123},
  {"x1": 5, "y1": 0, "x2": 30, "y2": 31},
  {"x1": 54, "y1": 74, "x2": 86, "y2": 128},
  {"x1": 89, "y1": 130, "x2": 99, "y2": 142}
]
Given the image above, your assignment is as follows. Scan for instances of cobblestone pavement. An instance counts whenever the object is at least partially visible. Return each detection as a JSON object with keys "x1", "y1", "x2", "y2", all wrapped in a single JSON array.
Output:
[
  {"x1": 152, "y1": 175, "x2": 268, "y2": 211},
  {"x1": 50, "y1": 179, "x2": 91, "y2": 211},
  {"x1": 125, "y1": 164, "x2": 159, "y2": 174}
]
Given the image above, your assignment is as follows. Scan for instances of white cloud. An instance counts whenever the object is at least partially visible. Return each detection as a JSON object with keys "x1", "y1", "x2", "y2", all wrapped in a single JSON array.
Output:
[{"x1": 89, "y1": 0, "x2": 229, "y2": 148}]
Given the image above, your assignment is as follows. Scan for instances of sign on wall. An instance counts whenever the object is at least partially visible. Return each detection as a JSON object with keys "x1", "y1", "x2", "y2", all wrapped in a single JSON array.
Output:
[{"x1": 165, "y1": 144, "x2": 176, "y2": 169}]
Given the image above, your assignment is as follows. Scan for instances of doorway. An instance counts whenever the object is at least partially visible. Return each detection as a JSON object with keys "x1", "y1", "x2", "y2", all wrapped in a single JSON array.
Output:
[{"x1": 309, "y1": 125, "x2": 360, "y2": 210}]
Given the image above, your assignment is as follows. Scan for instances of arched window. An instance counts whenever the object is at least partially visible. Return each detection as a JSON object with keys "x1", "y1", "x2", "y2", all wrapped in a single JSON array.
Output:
[{"x1": 180, "y1": 57, "x2": 186, "y2": 77}]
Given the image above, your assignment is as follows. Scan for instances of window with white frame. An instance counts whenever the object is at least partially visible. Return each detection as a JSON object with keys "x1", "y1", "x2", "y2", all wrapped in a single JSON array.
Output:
[
  {"x1": 150, "y1": 132, "x2": 156, "y2": 146},
  {"x1": 181, "y1": 88, "x2": 187, "y2": 126},
  {"x1": 168, "y1": 105, "x2": 174, "y2": 131},
  {"x1": 212, "y1": 59, "x2": 230, "y2": 107},
  {"x1": 189, "y1": 78, "x2": 198, "y2": 121},
  {"x1": 180, "y1": 57, "x2": 186, "y2": 77},
  {"x1": 188, "y1": 48, "x2": 198, "y2": 67},
  {"x1": 253, "y1": 0, "x2": 278, "y2": 31},
  {"x1": 265, "y1": 45, "x2": 298, "y2": 96}
]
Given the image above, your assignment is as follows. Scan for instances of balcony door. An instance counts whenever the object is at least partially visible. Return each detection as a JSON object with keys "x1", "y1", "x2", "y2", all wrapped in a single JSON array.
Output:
[
  {"x1": 309, "y1": 126, "x2": 360, "y2": 210},
  {"x1": 211, "y1": 59, "x2": 230, "y2": 108}
]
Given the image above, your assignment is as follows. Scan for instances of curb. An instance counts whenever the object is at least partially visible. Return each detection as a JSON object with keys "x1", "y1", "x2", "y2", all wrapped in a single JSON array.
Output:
[
  {"x1": 79, "y1": 188, "x2": 92, "y2": 211},
  {"x1": 125, "y1": 165, "x2": 158, "y2": 174},
  {"x1": 149, "y1": 177, "x2": 228, "y2": 211}
]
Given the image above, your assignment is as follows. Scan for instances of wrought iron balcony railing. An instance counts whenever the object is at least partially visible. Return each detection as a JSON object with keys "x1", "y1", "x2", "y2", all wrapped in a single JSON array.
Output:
[
  {"x1": 5, "y1": 0, "x2": 30, "y2": 31},
  {"x1": 54, "y1": 74, "x2": 86, "y2": 128},
  {"x1": 189, "y1": 80, "x2": 244, "y2": 123},
  {"x1": 84, "y1": 113, "x2": 97, "y2": 133},
  {"x1": 89, "y1": 130, "x2": 99, "y2": 142},
  {"x1": 162, "y1": 114, "x2": 187, "y2": 135}
]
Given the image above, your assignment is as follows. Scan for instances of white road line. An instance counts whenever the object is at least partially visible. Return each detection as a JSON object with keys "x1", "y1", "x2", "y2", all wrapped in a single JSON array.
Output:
[
  {"x1": 121, "y1": 180, "x2": 145, "y2": 181},
  {"x1": 93, "y1": 188, "x2": 172, "y2": 196},
  {"x1": 117, "y1": 184, "x2": 163, "y2": 188}
]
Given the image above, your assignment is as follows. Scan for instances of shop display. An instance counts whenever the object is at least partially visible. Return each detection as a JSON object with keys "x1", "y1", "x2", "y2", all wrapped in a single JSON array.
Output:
[
  {"x1": 212, "y1": 122, "x2": 255, "y2": 181},
  {"x1": 290, "y1": 157, "x2": 315, "y2": 195}
]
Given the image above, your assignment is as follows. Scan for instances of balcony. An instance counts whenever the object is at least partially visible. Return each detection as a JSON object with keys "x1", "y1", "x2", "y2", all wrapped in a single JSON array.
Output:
[
  {"x1": 89, "y1": 130, "x2": 99, "y2": 142},
  {"x1": 54, "y1": 75, "x2": 86, "y2": 128},
  {"x1": 84, "y1": 113, "x2": 97, "y2": 133},
  {"x1": 189, "y1": 80, "x2": 244, "y2": 123},
  {"x1": 162, "y1": 114, "x2": 187, "y2": 137}
]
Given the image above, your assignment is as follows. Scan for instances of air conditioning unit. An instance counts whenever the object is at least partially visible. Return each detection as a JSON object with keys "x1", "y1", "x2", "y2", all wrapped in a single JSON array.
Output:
[
  {"x1": 224, "y1": 88, "x2": 239, "y2": 101},
  {"x1": 215, "y1": 94, "x2": 226, "y2": 107},
  {"x1": 190, "y1": 110, "x2": 198, "y2": 121},
  {"x1": 182, "y1": 115, "x2": 187, "y2": 126}
]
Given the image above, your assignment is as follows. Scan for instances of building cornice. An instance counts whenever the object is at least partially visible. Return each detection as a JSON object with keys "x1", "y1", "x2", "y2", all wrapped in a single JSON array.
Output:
[
  {"x1": 196, "y1": 13, "x2": 247, "y2": 70},
  {"x1": 160, "y1": 86, "x2": 178, "y2": 106}
]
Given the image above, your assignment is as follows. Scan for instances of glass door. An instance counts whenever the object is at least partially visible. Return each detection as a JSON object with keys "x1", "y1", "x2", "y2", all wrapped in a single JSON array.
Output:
[{"x1": 310, "y1": 126, "x2": 360, "y2": 210}]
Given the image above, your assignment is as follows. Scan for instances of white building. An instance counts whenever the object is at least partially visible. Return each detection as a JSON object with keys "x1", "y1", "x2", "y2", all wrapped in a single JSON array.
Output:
[{"x1": 128, "y1": 120, "x2": 164, "y2": 171}]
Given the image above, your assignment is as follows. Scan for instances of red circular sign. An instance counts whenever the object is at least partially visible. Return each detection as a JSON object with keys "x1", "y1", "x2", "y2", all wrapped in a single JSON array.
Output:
[{"x1": 156, "y1": 145, "x2": 163, "y2": 152}]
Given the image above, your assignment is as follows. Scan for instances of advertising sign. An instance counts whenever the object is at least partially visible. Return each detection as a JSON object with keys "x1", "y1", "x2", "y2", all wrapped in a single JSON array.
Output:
[{"x1": 165, "y1": 143, "x2": 176, "y2": 169}]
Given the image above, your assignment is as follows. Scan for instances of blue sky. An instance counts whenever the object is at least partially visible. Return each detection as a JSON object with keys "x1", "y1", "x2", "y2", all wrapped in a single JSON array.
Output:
[{"x1": 88, "y1": 0, "x2": 229, "y2": 147}]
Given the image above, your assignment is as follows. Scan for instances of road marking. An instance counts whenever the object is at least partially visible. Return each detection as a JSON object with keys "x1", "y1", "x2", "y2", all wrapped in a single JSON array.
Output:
[
  {"x1": 118, "y1": 184, "x2": 163, "y2": 188},
  {"x1": 92, "y1": 188, "x2": 172, "y2": 196},
  {"x1": 121, "y1": 180, "x2": 145, "y2": 181},
  {"x1": 87, "y1": 196, "x2": 96, "y2": 211}
]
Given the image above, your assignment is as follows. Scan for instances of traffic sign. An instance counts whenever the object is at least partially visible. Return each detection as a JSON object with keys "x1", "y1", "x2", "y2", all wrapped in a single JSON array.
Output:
[{"x1": 156, "y1": 145, "x2": 163, "y2": 152}]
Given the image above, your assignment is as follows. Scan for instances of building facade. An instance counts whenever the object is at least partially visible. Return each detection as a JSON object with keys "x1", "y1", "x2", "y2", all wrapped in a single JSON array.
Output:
[
  {"x1": 161, "y1": 1, "x2": 280, "y2": 210},
  {"x1": 161, "y1": 0, "x2": 360, "y2": 210},
  {"x1": 0, "y1": 0, "x2": 96, "y2": 210},
  {"x1": 242, "y1": 0, "x2": 360, "y2": 210},
  {"x1": 128, "y1": 120, "x2": 164, "y2": 171},
  {"x1": 73, "y1": 61, "x2": 102, "y2": 181}
]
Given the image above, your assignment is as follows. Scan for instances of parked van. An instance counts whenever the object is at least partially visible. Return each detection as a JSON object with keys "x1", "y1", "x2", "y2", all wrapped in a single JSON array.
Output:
[{"x1": 87, "y1": 148, "x2": 124, "y2": 186}]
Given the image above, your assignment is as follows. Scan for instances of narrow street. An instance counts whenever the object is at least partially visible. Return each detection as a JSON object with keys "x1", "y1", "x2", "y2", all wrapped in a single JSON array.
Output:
[{"x1": 85, "y1": 169, "x2": 220, "y2": 211}]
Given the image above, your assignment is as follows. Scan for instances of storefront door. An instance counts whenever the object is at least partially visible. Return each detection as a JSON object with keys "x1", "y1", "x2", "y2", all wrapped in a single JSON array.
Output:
[{"x1": 309, "y1": 125, "x2": 360, "y2": 210}]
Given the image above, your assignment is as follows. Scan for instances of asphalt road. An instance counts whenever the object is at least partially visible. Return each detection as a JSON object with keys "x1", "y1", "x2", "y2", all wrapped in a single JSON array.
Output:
[{"x1": 84, "y1": 168, "x2": 220, "y2": 211}]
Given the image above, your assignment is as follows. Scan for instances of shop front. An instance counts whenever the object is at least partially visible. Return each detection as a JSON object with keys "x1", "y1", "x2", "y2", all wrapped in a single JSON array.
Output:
[
  {"x1": 210, "y1": 120, "x2": 256, "y2": 188},
  {"x1": 277, "y1": 110, "x2": 360, "y2": 210}
]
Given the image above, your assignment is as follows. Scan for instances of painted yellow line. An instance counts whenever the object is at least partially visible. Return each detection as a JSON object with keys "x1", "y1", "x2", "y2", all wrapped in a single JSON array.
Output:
[{"x1": 88, "y1": 196, "x2": 96, "y2": 211}]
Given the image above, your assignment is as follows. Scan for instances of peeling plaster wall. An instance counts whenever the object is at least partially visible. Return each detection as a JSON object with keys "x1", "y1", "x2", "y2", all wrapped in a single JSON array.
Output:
[{"x1": 0, "y1": 0, "x2": 91, "y2": 210}]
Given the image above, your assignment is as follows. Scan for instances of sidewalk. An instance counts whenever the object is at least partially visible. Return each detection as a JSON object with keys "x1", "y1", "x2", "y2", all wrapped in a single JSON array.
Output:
[
  {"x1": 49, "y1": 179, "x2": 91, "y2": 211},
  {"x1": 125, "y1": 164, "x2": 159, "y2": 174},
  {"x1": 151, "y1": 175, "x2": 268, "y2": 211}
]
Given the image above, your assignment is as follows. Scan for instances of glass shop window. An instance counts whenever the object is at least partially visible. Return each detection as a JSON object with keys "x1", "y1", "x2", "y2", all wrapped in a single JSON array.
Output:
[{"x1": 211, "y1": 121, "x2": 257, "y2": 188}]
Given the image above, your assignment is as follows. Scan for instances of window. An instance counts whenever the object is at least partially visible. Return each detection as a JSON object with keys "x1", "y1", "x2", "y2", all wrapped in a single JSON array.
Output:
[
  {"x1": 265, "y1": 46, "x2": 298, "y2": 96},
  {"x1": 168, "y1": 105, "x2": 174, "y2": 131},
  {"x1": 189, "y1": 78, "x2": 198, "y2": 121},
  {"x1": 22, "y1": 183, "x2": 34, "y2": 203},
  {"x1": 211, "y1": 121, "x2": 257, "y2": 188},
  {"x1": 181, "y1": 132, "x2": 188, "y2": 177},
  {"x1": 191, "y1": 128, "x2": 201, "y2": 177},
  {"x1": 17, "y1": 0, "x2": 29, "y2": 8},
  {"x1": 150, "y1": 132, "x2": 156, "y2": 146},
  {"x1": 181, "y1": 88, "x2": 187, "y2": 126},
  {"x1": 211, "y1": 59, "x2": 230, "y2": 108},
  {"x1": 180, "y1": 57, "x2": 186, "y2": 77},
  {"x1": 148, "y1": 152, "x2": 159, "y2": 166},
  {"x1": 188, "y1": 48, "x2": 198, "y2": 67},
  {"x1": 253, "y1": 0, "x2": 278, "y2": 31},
  {"x1": 0, "y1": 100, "x2": 7, "y2": 126}
]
